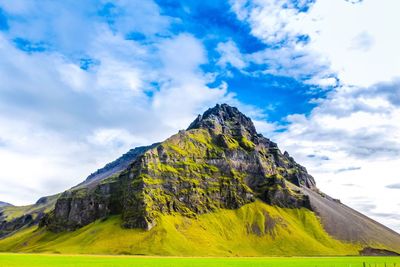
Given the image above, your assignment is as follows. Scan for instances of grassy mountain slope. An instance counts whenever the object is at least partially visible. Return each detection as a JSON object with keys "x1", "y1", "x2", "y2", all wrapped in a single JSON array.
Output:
[{"x1": 0, "y1": 201, "x2": 360, "y2": 256}]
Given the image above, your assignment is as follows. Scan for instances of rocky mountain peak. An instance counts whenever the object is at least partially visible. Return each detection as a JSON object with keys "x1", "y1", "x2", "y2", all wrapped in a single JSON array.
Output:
[
  {"x1": 187, "y1": 104, "x2": 257, "y2": 137},
  {"x1": 41, "y1": 104, "x2": 317, "y2": 232}
]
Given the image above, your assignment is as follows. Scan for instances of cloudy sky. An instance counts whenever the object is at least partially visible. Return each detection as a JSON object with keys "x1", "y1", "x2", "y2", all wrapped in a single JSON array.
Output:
[{"x1": 0, "y1": 0, "x2": 399, "y2": 232}]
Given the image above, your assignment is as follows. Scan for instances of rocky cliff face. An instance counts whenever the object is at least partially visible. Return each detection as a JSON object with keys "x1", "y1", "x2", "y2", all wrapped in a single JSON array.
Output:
[
  {"x1": 0, "y1": 195, "x2": 57, "y2": 238},
  {"x1": 0, "y1": 214, "x2": 36, "y2": 238},
  {"x1": 42, "y1": 104, "x2": 317, "y2": 232}
]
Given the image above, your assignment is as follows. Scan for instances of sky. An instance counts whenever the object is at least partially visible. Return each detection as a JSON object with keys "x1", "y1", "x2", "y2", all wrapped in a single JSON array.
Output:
[{"x1": 0, "y1": 0, "x2": 399, "y2": 232}]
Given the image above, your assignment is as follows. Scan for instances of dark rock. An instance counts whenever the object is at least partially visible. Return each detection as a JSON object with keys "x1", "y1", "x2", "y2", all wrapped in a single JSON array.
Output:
[
  {"x1": 187, "y1": 104, "x2": 258, "y2": 137},
  {"x1": 0, "y1": 214, "x2": 39, "y2": 238},
  {"x1": 43, "y1": 182, "x2": 122, "y2": 232},
  {"x1": 36, "y1": 197, "x2": 48, "y2": 205},
  {"x1": 0, "y1": 194, "x2": 61, "y2": 238}
]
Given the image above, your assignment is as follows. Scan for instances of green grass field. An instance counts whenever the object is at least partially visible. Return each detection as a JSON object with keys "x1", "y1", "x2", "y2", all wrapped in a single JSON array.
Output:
[{"x1": 0, "y1": 254, "x2": 399, "y2": 267}]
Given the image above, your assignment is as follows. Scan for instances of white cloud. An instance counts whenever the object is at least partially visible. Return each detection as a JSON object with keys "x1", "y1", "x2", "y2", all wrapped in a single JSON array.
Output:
[
  {"x1": 230, "y1": 0, "x2": 309, "y2": 44},
  {"x1": 350, "y1": 31, "x2": 374, "y2": 52},
  {"x1": 231, "y1": 0, "x2": 400, "y2": 87},
  {"x1": 228, "y1": 0, "x2": 335, "y2": 86},
  {"x1": 158, "y1": 34, "x2": 206, "y2": 82},
  {"x1": 304, "y1": 0, "x2": 400, "y2": 87},
  {"x1": 253, "y1": 120, "x2": 278, "y2": 136},
  {"x1": 0, "y1": 0, "x2": 171, "y2": 54},
  {"x1": 102, "y1": 0, "x2": 170, "y2": 36},
  {"x1": 216, "y1": 40, "x2": 247, "y2": 70},
  {"x1": 95, "y1": 58, "x2": 143, "y2": 95},
  {"x1": 249, "y1": 44, "x2": 334, "y2": 86},
  {"x1": 0, "y1": 117, "x2": 98, "y2": 204},
  {"x1": 0, "y1": 0, "x2": 35, "y2": 14},
  {"x1": 89, "y1": 128, "x2": 149, "y2": 147},
  {"x1": 58, "y1": 63, "x2": 90, "y2": 92}
]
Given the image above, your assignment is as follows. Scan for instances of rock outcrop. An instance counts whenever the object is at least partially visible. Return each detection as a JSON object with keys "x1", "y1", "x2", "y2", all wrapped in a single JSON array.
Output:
[
  {"x1": 0, "y1": 195, "x2": 58, "y2": 238},
  {"x1": 0, "y1": 214, "x2": 37, "y2": 238},
  {"x1": 43, "y1": 104, "x2": 316, "y2": 231}
]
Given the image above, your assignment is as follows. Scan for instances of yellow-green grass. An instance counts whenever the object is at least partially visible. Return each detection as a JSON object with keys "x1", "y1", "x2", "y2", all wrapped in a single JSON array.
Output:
[
  {"x1": 0, "y1": 254, "x2": 400, "y2": 267},
  {"x1": 0, "y1": 201, "x2": 361, "y2": 256}
]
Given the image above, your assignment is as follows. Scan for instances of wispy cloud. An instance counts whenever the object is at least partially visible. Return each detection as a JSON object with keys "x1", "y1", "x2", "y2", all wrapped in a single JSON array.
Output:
[
  {"x1": 335, "y1": 167, "x2": 361, "y2": 174},
  {"x1": 386, "y1": 183, "x2": 400, "y2": 189},
  {"x1": 229, "y1": 0, "x2": 400, "y2": 88}
]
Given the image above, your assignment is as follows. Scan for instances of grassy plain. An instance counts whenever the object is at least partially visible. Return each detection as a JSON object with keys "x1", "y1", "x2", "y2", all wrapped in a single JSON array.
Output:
[{"x1": 0, "y1": 254, "x2": 400, "y2": 267}]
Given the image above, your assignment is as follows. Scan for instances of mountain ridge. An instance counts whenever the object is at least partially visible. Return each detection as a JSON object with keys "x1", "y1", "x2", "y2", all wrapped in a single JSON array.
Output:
[
  {"x1": 0, "y1": 202, "x2": 12, "y2": 208},
  {"x1": 77, "y1": 143, "x2": 160, "y2": 189}
]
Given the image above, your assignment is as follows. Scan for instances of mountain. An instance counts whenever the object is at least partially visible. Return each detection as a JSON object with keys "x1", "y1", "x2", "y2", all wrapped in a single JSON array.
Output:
[
  {"x1": 0, "y1": 202, "x2": 12, "y2": 208},
  {"x1": 0, "y1": 104, "x2": 399, "y2": 256}
]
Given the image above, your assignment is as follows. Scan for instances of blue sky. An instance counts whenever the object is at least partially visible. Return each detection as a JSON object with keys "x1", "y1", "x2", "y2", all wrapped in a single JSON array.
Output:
[{"x1": 0, "y1": 0, "x2": 400, "y2": 231}]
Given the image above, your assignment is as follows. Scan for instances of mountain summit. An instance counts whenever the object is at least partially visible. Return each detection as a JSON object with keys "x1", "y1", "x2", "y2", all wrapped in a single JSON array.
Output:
[
  {"x1": 187, "y1": 104, "x2": 257, "y2": 136},
  {"x1": 1, "y1": 104, "x2": 400, "y2": 256}
]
